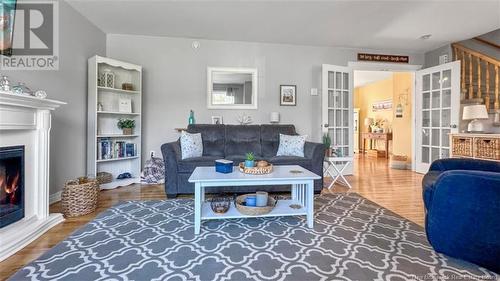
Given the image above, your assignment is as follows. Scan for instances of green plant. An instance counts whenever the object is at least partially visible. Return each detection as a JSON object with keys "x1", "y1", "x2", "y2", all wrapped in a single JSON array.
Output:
[
  {"x1": 322, "y1": 134, "x2": 331, "y2": 148},
  {"x1": 245, "y1": 152, "x2": 255, "y2": 161},
  {"x1": 117, "y1": 118, "x2": 135, "y2": 129}
]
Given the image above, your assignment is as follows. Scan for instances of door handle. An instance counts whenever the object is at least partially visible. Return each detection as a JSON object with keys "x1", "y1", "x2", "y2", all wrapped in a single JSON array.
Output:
[
  {"x1": 449, "y1": 124, "x2": 457, "y2": 128},
  {"x1": 324, "y1": 124, "x2": 329, "y2": 128}
]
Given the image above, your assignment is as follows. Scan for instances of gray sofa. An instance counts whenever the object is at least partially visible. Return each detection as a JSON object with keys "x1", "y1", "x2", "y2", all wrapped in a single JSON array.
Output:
[{"x1": 161, "y1": 124, "x2": 325, "y2": 198}]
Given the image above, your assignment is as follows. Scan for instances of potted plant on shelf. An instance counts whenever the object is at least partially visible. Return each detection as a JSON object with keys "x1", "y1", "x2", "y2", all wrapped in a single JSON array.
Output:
[
  {"x1": 117, "y1": 118, "x2": 135, "y2": 135},
  {"x1": 323, "y1": 134, "x2": 332, "y2": 157},
  {"x1": 245, "y1": 152, "x2": 255, "y2": 168}
]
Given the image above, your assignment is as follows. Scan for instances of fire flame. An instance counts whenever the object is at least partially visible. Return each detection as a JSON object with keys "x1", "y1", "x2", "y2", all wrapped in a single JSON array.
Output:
[{"x1": 0, "y1": 170, "x2": 19, "y2": 203}]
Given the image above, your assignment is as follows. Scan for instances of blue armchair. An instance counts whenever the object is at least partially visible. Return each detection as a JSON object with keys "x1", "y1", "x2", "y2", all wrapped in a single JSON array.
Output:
[{"x1": 422, "y1": 158, "x2": 500, "y2": 273}]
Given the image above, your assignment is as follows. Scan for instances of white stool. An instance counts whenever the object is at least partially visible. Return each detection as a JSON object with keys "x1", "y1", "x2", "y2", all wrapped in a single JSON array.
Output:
[{"x1": 323, "y1": 156, "x2": 353, "y2": 190}]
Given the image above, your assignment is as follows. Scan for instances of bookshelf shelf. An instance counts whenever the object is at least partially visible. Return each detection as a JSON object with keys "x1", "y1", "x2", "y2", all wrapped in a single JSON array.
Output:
[
  {"x1": 87, "y1": 55, "x2": 142, "y2": 190},
  {"x1": 97, "y1": 86, "x2": 140, "y2": 95},
  {"x1": 97, "y1": 156, "x2": 140, "y2": 163},
  {"x1": 97, "y1": 111, "x2": 141, "y2": 115},
  {"x1": 97, "y1": 134, "x2": 140, "y2": 138}
]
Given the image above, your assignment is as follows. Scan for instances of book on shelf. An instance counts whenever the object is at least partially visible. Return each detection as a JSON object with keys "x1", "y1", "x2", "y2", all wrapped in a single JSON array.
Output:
[{"x1": 97, "y1": 138, "x2": 137, "y2": 160}]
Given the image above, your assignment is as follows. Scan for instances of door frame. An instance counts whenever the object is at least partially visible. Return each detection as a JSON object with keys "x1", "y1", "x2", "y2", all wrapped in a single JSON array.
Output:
[{"x1": 348, "y1": 61, "x2": 422, "y2": 171}]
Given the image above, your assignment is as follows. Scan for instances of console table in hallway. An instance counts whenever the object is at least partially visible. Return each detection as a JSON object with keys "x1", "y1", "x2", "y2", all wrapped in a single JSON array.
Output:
[{"x1": 361, "y1": 132, "x2": 393, "y2": 158}]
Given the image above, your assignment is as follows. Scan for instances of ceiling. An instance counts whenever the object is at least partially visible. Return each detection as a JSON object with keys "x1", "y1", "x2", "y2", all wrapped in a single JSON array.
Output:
[
  {"x1": 66, "y1": 0, "x2": 500, "y2": 53},
  {"x1": 354, "y1": 71, "x2": 393, "y2": 88}
]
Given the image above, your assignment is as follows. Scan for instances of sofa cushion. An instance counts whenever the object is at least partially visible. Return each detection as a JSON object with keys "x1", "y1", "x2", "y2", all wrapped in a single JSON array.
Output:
[
  {"x1": 187, "y1": 124, "x2": 226, "y2": 157},
  {"x1": 180, "y1": 131, "x2": 203, "y2": 159},
  {"x1": 225, "y1": 125, "x2": 262, "y2": 157},
  {"x1": 261, "y1": 125, "x2": 297, "y2": 157},
  {"x1": 226, "y1": 154, "x2": 264, "y2": 164},
  {"x1": 268, "y1": 156, "x2": 311, "y2": 167},
  {"x1": 177, "y1": 156, "x2": 219, "y2": 173},
  {"x1": 276, "y1": 134, "x2": 307, "y2": 157}
]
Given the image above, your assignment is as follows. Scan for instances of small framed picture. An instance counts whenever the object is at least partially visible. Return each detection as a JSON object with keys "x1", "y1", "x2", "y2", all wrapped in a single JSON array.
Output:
[
  {"x1": 211, "y1": 116, "x2": 223, "y2": 125},
  {"x1": 118, "y1": 98, "x2": 132, "y2": 113},
  {"x1": 280, "y1": 85, "x2": 296, "y2": 106}
]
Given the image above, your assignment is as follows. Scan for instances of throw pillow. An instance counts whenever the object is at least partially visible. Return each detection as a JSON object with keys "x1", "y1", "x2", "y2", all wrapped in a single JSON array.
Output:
[
  {"x1": 276, "y1": 134, "x2": 307, "y2": 157},
  {"x1": 180, "y1": 131, "x2": 203, "y2": 160}
]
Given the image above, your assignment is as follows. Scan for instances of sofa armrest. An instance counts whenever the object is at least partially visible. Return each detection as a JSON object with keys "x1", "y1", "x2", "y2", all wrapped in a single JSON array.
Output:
[
  {"x1": 426, "y1": 170, "x2": 500, "y2": 271},
  {"x1": 429, "y1": 158, "x2": 500, "y2": 173},
  {"x1": 304, "y1": 141, "x2": 325, "y2": 160},
  {"x1": 161, "y1": 141, "x2": 182, "y2": 197}
]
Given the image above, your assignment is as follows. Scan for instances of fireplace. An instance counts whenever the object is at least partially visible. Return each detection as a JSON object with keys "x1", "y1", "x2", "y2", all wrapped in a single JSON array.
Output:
[{"x1": 0, "y1": 146, "x2": 24, "y2": 228}]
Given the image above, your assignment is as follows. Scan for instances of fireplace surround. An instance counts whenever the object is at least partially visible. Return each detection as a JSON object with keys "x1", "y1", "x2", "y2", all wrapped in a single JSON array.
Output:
[
  {"x1": 0, "y1": 91, "x2": 65, "y2": 261},
  {"x1": 0, "y1": 146, "x2": 25, "y2": 229}
]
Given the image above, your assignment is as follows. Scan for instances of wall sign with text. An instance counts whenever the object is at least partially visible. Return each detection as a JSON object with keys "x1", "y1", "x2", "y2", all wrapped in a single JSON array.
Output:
[{"x1": 358, "y1": 53, "x2": 409, "y2": 64}]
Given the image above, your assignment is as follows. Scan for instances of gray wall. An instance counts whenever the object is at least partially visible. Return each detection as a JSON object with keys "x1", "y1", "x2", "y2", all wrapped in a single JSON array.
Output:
[
  {"x1": 106, "y1": 34, "x2": 424, "y2": 163},
  {"x1": 424, "y1": 29, "x2": 499, "y2": 67},
  {"x1": 3, "y1": 0, "x2": 106, "y2": 195}
]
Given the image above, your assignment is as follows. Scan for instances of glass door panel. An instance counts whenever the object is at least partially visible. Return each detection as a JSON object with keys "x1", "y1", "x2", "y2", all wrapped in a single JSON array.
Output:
[
  {"x1": 416, "y1": 61, "x2": 460, "y2": 173},
  {"x1": 322, "y1": 64, "x2": 353, "y2": 163}
]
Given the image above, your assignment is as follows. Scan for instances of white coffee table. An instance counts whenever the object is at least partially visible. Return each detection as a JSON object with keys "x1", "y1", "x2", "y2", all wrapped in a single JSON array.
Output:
[{"x1": 188, "y1": 165, "x2": 321, "y2": 234}]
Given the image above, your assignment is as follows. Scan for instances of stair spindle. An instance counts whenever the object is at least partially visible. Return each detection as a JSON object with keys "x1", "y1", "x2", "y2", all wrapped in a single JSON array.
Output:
[
  {"x1": 495, "y1": 65, "x2": 499, "y2": 111},
  {"x1": 477, "y1": 57, "x2": 482, "y2": 99},
  {"x1": 461, "y1": 50, "x2": 466, "y2": 95},
  {"x1": 469, "y1": 53, "x2": 473, "y2": 99},
  {"x1": 485, "y1": 62, "x2": 490, "y2": 111}
]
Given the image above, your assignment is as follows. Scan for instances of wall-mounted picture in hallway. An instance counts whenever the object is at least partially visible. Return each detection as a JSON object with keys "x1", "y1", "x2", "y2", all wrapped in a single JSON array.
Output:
[{"x1": 280, "y1": 85, "x2": 296, "y2": 106}]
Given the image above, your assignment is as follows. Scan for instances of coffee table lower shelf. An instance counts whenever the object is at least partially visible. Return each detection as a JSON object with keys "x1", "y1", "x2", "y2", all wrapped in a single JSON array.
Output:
[{"x1": 201, "y1": 199, "x2": 307, "y2": 220}]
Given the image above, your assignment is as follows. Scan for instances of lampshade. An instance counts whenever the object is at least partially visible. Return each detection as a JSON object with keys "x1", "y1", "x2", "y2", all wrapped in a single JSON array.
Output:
[
  {"x1": 462, "y1": 105, "x2": 488, "y2": 120},
  {"x1": 270, "y1": 112, "x2": 280, "y2": 123},
  {"x1": 364, "y1": 117, "x2": 373, "y2": 126}
]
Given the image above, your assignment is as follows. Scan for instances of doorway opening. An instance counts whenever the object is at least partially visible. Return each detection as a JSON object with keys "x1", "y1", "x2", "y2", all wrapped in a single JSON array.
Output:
[{"x1": 353, "y1": 70, "x2": 414, "y2": 170}]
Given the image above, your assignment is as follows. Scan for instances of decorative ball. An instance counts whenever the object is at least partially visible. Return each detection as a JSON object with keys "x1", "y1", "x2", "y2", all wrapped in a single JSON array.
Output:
[{"x1": 257, "y1": 160, "x2": 268, "y2": 167}]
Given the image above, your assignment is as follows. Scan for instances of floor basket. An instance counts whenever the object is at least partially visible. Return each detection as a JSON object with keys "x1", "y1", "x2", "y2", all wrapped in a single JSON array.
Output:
[{"x1": 61, "y1": 178, "x2": 99, "y2": 217}]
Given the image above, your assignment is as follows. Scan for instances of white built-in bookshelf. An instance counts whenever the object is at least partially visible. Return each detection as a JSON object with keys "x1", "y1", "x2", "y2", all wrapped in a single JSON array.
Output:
[{"x1": 87, "y1": 56, "x2": 142, "y2": 189}]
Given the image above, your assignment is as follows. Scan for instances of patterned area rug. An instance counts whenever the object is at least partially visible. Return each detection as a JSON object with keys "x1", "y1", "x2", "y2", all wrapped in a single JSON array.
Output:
[{"x1": 10, "y1": 193, "x2": 498, "y2": 281}]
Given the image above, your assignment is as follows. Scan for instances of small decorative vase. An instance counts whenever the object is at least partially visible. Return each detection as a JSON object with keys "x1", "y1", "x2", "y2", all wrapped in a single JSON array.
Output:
[
  {"x1": 188, "y1": 110, "x2": 195, "y2": 125},
  {"x1": 123, "y1": 128, "x2": 133, "y2": 135},
  {"x1": 34, "y1": 90, "x2": 47, "y2": 99},
  {"x1": 256, "y1": 192, "x2": 268, "y2": 207},
  {"x1": 245, "y1": 160, "x2": 255, "y2": 168},
  {"x1": 1, "y1": 75, "x2": 11, "y2": 91}
]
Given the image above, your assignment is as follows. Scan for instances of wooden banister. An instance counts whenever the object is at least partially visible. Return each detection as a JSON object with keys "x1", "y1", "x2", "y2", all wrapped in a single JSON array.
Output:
[
  {"x1": 452, "y1": 43, "x2": 500, "y2": 66},
  {"x1": 452, "y1": 43, "x2": 500, "y2": 111}
]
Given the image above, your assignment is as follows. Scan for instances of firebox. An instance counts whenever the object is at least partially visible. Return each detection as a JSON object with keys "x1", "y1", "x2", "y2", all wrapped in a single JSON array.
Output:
[{"x1": 0, "y1": 146, "x2": 24, "y2": 228}]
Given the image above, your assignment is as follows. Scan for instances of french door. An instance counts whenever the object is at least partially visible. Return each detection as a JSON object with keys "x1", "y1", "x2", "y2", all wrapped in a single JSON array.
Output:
[
  {"x1": 415, "y1": 61, "x2": 460, "y2": 173},
  {"x1": 321, "y1": 64, "x2": 353, "y2": 174}
]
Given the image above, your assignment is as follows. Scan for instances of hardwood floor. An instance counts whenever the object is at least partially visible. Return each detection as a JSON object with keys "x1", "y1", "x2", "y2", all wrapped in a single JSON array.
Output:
[{"x1": 0, "y1": 156, "x2": 424, "y2": 280}]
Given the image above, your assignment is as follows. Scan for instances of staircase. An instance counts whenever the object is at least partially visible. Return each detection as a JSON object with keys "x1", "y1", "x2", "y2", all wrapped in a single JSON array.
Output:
[{"x1": 452, "y1": 43, "x2": 499, "y2": 113}]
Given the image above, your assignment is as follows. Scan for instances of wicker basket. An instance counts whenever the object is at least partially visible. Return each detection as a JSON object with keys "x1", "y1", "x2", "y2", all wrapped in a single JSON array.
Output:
[
  {"x1": 452, "y1": 136, "x2": 473, "y2": 157},
  {"x1": 235, "y1": 194, "x2": 277, "y2": 216},
  {"x1": 474, "y1": 137, "x2": 500, "y2": 160},
  {"x1": 238, "y1": 162, "x2": 273, "y2": 175},
  {"x1": 61, "y1": 178, "x2": 99, "y2": 217},
  {"x1": 96, "y1": 172, "x2": 112, "y2": 184}
]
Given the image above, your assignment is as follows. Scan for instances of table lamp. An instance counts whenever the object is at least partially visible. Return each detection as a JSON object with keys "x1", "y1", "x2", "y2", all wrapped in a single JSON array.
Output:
[
  {"x1": 462, "y1": 104, "x2": 488, "y2": 133},
  {"x1": 270, "y1": 112, "x2": 280, "y2": 124},
  {"x1": 364, "y1": 117, "x2": 373, "y2": 132}
]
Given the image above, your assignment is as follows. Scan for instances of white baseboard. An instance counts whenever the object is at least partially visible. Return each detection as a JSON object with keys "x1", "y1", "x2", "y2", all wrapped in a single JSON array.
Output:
[{"x1": 49, "y1": 191, "x2": 62, "y2": 205}]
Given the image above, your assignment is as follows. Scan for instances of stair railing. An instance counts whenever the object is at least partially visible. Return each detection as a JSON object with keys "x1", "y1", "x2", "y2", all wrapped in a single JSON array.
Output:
[{"x1": 452, "y1": 43, "x2": 499, "y2": 112}]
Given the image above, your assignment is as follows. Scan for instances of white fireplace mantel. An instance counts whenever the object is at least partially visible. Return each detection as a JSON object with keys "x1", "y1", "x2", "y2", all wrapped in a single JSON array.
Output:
[{"x1": 0, "y1": 91, "x2": 66, "y2": 262}]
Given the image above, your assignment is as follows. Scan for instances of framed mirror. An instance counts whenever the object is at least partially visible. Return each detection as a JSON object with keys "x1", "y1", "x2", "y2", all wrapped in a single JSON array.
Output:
[{"x1": 207, "y1": 67, "x2": 258, "y2": 109}]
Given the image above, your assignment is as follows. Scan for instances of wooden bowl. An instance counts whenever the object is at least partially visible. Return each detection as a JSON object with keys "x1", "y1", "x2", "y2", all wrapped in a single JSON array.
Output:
[{"x1": 235, "y1": 194, "x2": 277, "y2": 216}]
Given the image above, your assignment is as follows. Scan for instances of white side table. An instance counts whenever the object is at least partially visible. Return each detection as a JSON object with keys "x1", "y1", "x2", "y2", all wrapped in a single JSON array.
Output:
[{"x1": 323, "y1": 156, "x2": 353, "y2": 190}]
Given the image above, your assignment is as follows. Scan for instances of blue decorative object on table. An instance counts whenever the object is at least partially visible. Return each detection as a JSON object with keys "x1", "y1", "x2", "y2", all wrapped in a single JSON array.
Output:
[
  {"x1": 246, "y1": 196, "x2": 256, "y2": 207},
  {"x1": 117, "y1": 172, "x2": 132, "y2": 179},
  {"x1": 215, "y1": 159, "x2": 233, "y2": 173}
]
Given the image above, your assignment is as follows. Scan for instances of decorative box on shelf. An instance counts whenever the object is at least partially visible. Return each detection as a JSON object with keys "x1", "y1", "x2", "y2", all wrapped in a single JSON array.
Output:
[
  {"x1": 215, "y1": 159, "x2": 233, "y2": 173},
  {"x1": 450, "y1": 133, "x2": 500, "y2": 161}
]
